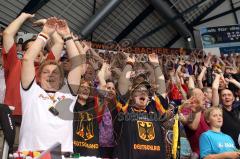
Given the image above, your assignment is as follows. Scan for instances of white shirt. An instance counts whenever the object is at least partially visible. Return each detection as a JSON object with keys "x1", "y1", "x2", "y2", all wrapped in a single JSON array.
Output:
[{"x1": 19, "y1": 81, "x2": 77, "y2": 152}]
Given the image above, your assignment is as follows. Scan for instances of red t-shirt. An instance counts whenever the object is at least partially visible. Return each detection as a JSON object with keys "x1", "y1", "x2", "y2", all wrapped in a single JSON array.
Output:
[
  {"x1": 182, "y1": 108, "x2": 209, "y2": 155},
  {"x1": 169, "y1": 83, "x2": 188, "y2": 101},
  {"x1": 2, "y1": 43, "x2": 55, "y2": 115}
]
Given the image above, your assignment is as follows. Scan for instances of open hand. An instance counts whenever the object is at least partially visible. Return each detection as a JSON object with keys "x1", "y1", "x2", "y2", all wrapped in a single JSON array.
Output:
[
  {"x1": 42, "y1": 17, "x2": 57, "y2": 36},
  {"x1": 98, "y1": 62, "x2": 111, "y2": 80},
  {"x1": 56, "y1": 19, "x2": 71, "y2": 38},
  {"x1": 148, "y1": 53, "x2": 159, "y2": 65},
  {"x1": 182, "y1": 96, "x2": 204, "y2": 112},
  {"x1": 20, "y1": 12, "x2": 35, "y2": 20}
]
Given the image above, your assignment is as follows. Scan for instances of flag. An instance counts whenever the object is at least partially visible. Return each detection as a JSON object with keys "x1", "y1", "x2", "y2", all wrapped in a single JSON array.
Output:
[{"x1": 37, "y1": 142, "x2": 62, "y2": 159}]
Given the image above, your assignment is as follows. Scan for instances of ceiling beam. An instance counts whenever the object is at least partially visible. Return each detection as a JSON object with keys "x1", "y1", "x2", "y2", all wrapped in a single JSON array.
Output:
[
  {"x1": 80, "y1": 0, "x2": 122, "y2": 38},
  {"x1": 114, "y1": 5, "x2": 154, "y2": 42},
  {"x1": 189, "y1": 0, "x2": 226, "y2": 27},
  {"x1": 194, "y1": 5, "x2": 240, "y2": 26},
  {"x1": 18, "y1": 0, "x2": 50, "y2": 16},
  {"x1": 162, "y1": 0, "x2": 226, "y2": 47},
  {"x1": 134, "y1": 0, "x2": 207, "y2": 45},
  {"x1": 165, "y1": 0, "x2": 187, "y2": 23},
  {"x1": 150, "y1": 0, "x2": 192, "y2": 38},
  {"x1": 90, "y1": 0, "x2": 97, "y2": 41},
  {"x1": 230, "y1": 0, "x2": 239, "y2": 24}
]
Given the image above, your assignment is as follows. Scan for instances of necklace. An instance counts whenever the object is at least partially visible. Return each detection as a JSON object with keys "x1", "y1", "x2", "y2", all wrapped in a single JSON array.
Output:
[{"x1": 48, "y1": 93, "x2": 57, "y2": 103}]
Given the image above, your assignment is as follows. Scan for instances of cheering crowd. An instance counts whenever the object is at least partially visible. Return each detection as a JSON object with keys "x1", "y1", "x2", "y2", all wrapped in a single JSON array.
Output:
[{"x1": 1, "y1": 13, "x2": 240, "y2": 159}]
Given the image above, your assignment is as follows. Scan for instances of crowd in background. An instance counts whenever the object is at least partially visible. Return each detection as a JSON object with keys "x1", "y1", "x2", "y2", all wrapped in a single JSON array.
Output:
[{"x1": 1, "y1": 13, "x2": 240, "y2": 159}]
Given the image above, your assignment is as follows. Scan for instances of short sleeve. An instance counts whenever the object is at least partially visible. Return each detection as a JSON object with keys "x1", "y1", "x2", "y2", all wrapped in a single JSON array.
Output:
[
  {"x1": 2, "y1": 43, "x2": 18, "y2": 73},
  {"x1": 199, "y1": 133, "x2": 212, "y2": 159},
  {"x1": 20, "y1": 80, "x2": 39, "y2": 113},
  {"x1": 20, "y1": 79, "x2": 38, "y2": 96}
]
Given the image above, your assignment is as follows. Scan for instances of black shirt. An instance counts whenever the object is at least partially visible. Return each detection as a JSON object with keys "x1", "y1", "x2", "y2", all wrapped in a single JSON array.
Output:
[
  {"x1": 113, "y1": 93, "x2": 168, "y2": 159},
  {"x1": 73, "y1": 98, "x2": 100, "y2": 156},
  {"x1": 114, "y1": 108, "x2": 166, "y2": 159},
  {"x1": 222, "y1": 106, "x2": 240, "y2": 149}
]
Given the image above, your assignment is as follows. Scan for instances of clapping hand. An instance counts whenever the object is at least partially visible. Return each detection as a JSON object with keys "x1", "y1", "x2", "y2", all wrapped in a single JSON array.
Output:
[
  {"x1": 42, "y1": 17, "x2": 58, "y2": 36},
  {"x1": 56, "y1": 19, "x2": 71, "y2": 38}
]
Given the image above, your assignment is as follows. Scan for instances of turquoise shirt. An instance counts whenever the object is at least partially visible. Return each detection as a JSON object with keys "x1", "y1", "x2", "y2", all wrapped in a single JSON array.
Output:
[{"x1": 199, "y1": 130, "x2": 237, "y2": 159}]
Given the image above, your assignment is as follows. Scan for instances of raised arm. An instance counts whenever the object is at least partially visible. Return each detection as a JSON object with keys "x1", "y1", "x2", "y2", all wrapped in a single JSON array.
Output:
[
  {"x1": 188, "y1": 75, "x2": 195, "y2": 90},
  {"x1": 56, "y1": 20, "x2": 83, "y2": 94},
  {"x1": 225, "y1": 77, "x2": 240, "y2": 89},
  {"x1": 118, "y1": 55, "x2": 135, "y2": 95},
  {"x1": 89, "y1": 47, "x2": 105, "y2": 64},
  {"x1": 33, "y1": 18, "x2": 64, "y2": 61},
  {"x1": 216, "y1": 56, "x2": 226, "y2": 67},
  {"x1": 144, "y1": 62, "x2": 156, "y2": 86},
  {"x1": 3, "y1": 13, "x2": 34, "y2": 53},
  {"x1": 179, "y1": 96, "x2": 204, "y2": 130},
  {"x1": 176, "y1": 73, "x2": 187, "y2": 100},
  {"x1": 73, "y1": 35, "x2": 89, "y2": 56},
  {"x1": 212, "y1": 73, "x2": 220, "y2": 106},
  {"x1": 198, "y1": 54, "x2": 212, "y2": 89},
  {"x1": 148, "y1": 53, "x2": 167, "y2": 97},
  {"x1": 97, "y1": 62, "x2": 111, "y2": 91},
  {"x1": 21, "y1": 18, "x2": 56, "y2": 89},
  {"x1": 50, "y1": 31, "x2": 64, "y2": 61}
]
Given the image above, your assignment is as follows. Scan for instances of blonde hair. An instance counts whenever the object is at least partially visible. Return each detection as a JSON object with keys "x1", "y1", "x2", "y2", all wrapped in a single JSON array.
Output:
[
  {"x1": 204, "y1": 107, "x2": 222, "y2": 122},
  {"x1": 38, "y1": 60, "x2": 64, "y2": 89}
]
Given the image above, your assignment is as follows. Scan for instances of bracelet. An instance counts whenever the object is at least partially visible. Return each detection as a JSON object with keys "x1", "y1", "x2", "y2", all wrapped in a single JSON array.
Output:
[
  {"x1": 37, "y1": 32, "x2": 50, "y2": 48},
  {"x1": 126, "y1": 61, "x2": 134, "y2": 68},
  {"x1": 63, "y1": 35, "x2": 73, "y2": 42},
  {"x1": 37, "y1": 35, "x2": 48, "y2": 44},
  {"x1": 63, "y1": 36, "x2": 73, "y2": 42},
  {"x1": 37, "y1": 34, "x2": 49, "y2": 47},
  {"x1": 39, "y1": 32, "x2": 49, "y2": 40}
]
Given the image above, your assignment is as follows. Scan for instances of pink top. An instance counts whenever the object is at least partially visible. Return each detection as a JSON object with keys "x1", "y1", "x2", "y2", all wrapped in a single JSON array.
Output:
[{"x1": 182, "y1": 108, "x2": 209, "y2": 155}]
